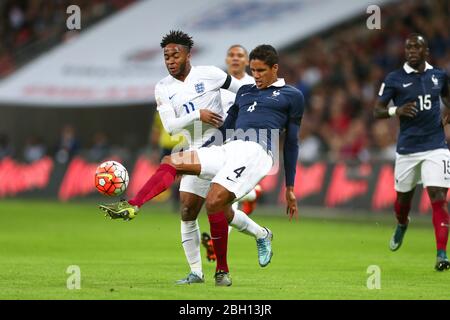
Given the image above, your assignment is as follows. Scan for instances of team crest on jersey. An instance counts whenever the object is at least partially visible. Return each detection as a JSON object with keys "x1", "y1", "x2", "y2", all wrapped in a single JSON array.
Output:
[
  {"x1": 267, "y1": 90, "x2": 281, "y2": 100},
  {"x1": 431, "y1": 74, "x2": 439, "y2": 88},
  {"x1": 271, "y1": 90, "x2": 280, "y2": 97},
  {"x1": 194, "y1": 82, "x2": 205, "y2": 94}
]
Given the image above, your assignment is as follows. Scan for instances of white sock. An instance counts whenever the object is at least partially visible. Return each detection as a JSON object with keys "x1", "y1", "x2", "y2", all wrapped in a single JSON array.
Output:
[
  {"x1": 181, "y1": 220, "x2": 202, "y2": 277},
  {"x1": 228, "y1": 202, "x2": 240, "y2": 234},
  {"x1": 229, "y1": 209, "x2": 267, "y2": 239},
  {"x1": 239, "y1": 189, "x2": 257, "y2": 202}
]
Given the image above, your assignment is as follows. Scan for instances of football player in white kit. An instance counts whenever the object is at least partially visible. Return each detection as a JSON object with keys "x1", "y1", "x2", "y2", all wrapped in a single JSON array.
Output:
[
  {"x1": 100, "y1": 31, "x2": 271, "y2": 285},
  {"x1": 100, "y1": 43, "x2": 304, "y2": 286}
]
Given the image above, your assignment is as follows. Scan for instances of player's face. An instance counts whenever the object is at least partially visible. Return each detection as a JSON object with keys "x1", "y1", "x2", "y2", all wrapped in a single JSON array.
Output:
[
  {"x1": 250, "y1": 59, "x2": 278, "y2": 89},
  {"x1": 163, "y1": 43, "x2": 190, "y2": 78},
  {"x1": 226, "y1": 46, "x2": 248, "y2": 76},
  {"x1": 405, "y1": 37, "x2": 428, "y2": 68}
]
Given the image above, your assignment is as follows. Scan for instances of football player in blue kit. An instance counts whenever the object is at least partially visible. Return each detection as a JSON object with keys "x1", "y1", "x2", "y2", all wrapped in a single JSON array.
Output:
[
  {"x1": 100, "y1": 44, "x2": 304, "y2": 285},
  {"x1": 374, "y1": 33, "x2": 450, "y2": 271}
]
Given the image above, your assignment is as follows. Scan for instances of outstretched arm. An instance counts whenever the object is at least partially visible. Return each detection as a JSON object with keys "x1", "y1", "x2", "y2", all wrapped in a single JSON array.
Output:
[{"x1": 283, "y1": 118, "x2": 301, "y2": 221}]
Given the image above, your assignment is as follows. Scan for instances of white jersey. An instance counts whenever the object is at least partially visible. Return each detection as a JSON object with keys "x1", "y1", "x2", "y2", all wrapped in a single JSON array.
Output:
[
  {"x1": 220, "y1": 73, "x2": 254, "y2": 115},
  {"x1": 155, "y1": 66, "x2": 230, "y2": 149}
]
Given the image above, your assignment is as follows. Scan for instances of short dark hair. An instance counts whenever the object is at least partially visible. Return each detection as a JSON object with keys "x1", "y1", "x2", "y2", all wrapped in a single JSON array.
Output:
[
  {"x1": 249, "y1": 45, "x2": 278, "y2": 67},
  {"x1": 160, "y1": 30, "x2": 194, "y2": 51},
  {"x1": 406, "y1": 33, "x2": 428, "y2": 47},
  {"x1": 227, "y1": 44, "x2": 248, "y2": 55}
]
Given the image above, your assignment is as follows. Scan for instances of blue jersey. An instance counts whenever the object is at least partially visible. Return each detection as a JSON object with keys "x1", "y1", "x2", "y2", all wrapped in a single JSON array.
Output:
[
  {"x1": 227, "y1": 80, "x2": 304, "y2": 150},
  {"x1": 378, "y1": 62, "x2": 449, "y2": 154},
  {"x1": 221, "y1": 79, "x2": 304, "y2": 186}
]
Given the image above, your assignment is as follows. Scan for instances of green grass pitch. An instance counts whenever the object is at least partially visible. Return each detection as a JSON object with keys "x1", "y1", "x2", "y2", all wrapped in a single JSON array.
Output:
[{"x1": 0, "y1": 199, "x2": 448, "y2": 300}]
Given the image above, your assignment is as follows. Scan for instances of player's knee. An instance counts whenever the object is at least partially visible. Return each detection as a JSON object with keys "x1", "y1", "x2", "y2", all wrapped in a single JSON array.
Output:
[
  {"x1": 428, "y1": 187, "x2": 447, "y2": 202},
  {"x1": 180, "y1": 204, "x2": 200, "y2": 221},
  {"x1": 161, "y1": 155, "x2": 173, "y2": 165},
  {"x1": 397, "y1": 191, "x2": 414, "y2": 205},
  {"x1": 205, "y1": 194, "x2": 227, "y2": 213}
]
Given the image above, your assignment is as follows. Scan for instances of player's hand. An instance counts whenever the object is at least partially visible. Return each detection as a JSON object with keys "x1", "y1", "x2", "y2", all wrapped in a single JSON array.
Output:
[
  {"x1": 442, "y1": 109, "x2": 450, "y2": 126},
  {"x1": 200, "y1": 110, "x2": 223, "y2": 128},
  {"x1": 397, "y1": 102, "x2": 418, "y2": 118},
  {"x1": 443, "y1": 113, "x2": 450, "y2": 126},
  {"x1": 285, "y1": 187, "x2": 298, "y2": 221}
]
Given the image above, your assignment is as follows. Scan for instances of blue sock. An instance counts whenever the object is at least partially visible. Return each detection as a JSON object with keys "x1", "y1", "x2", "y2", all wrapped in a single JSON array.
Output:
[{"x1": 437, "y1": 249, "x2": 447, "y2": 259}]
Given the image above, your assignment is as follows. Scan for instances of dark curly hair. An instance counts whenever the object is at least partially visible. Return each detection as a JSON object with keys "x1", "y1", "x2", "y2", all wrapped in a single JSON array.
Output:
[{"x1": 160, "y1": 30, "x2": 194, "y2": 51}]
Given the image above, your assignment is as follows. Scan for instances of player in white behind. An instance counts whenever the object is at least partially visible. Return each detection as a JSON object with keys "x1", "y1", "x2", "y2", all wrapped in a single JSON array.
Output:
[{"x1": 100, "y1": 31, "x2": 269, "y2": 285}]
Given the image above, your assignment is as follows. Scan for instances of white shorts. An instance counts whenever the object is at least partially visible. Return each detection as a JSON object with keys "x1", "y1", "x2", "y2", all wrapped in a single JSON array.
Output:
[
  {"x1": 179, "y1": 175, "x2": 211, "y2": 198},
  {"x1": 196, "y1": 140, "x2": 273, "y2": 200},
  {"x1": 394, "y1": 148, "x2": 450, "y2": 192}
]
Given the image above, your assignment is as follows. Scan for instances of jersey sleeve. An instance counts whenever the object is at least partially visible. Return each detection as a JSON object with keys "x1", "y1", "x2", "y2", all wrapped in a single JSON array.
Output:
[
  {"x1": 288, "y1": 89, "x2": 305, "y2": 121},
  {"x1": 378, "y1": 73, "x2": 396, "y2": 104},
  {"x1": 284, "y1": 89, "x2": 304, "y2": 187},
  {"x1": 224, "y1": 76, "x2": 243, "y2": 93},
  {"x1": 155, "y1": 82, "x2": 200, "y2": 135},
  {"x1": 155, "y1": 81, "x2": 170, "y2": 112},
  {"x1": 202, "y1": 66, "x2": 229, "y2": 91}
]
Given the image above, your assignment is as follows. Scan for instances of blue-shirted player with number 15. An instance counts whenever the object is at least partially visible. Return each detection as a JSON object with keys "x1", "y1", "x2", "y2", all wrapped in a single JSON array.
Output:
[{"x1": 374, "y1": 33, "x2": 450, "y2": 271}]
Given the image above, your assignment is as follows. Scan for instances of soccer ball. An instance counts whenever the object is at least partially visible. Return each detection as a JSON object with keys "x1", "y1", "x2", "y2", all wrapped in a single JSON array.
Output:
[{"x1": 94, "y1": 160, "x2": 129, "y2": 196}]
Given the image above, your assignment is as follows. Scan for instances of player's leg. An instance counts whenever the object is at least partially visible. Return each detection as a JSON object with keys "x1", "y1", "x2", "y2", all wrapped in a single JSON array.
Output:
[
  {"x1": 238, "y1": 184, "x2": 263, "y2": 215},
  {"x1": 201, "y1": 202, "x2": 238, "y2": 262},
  {"x1": 426, "y1": 186, "x2": 450, "y2": 271},
  {"x1": 390, "y1": 153, "x2": 420, "y2": 251},
  {"x1": 202, "y1": 206, "x2": 243, "y2": 244},
  {"x1": 421, "y1": 149, "x2": 450, "y2": 270},
  {"x1": 203, "y1": 198, "x2": 265, "y2": 259},
  {"x1": 204, "y1": 183, "x2": 272, "y2": 286},
  {"x1": 228, "y1": 203, "x2": 269, "y2": 240},
  {"x1": 129, "y1": 152, "x2": 201, "y2": 207},
  {"x1": 228, "y1": 188, "x2": 262, "y2": 233},
  {"x1": 228, "y1": 203, "x2": 273, "y2": 268},
  {"x1": 99, "y1": 151, "x2": 201, "y2": 219},
  {"x1": 204, "y1": 141, "x2": 274, "y2": 276},
  {"x1": 160, "y1": 148, "x2": 180, "y2": 212},
  {"x1": 390, "y1": 189, "x2": 415, "y2": 251},
  {"x1": 175, "y1": 189, "x2": 205, "y2": 284},
  {"x1": 228, "y1": 202, "x2": 240, "y2": 234},
  {"x1": 204, "y1": 183, "x2": 235, "y2": 286}
]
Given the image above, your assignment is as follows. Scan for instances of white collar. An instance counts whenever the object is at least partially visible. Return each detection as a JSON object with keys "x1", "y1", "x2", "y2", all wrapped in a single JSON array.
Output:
[
  {"x1": 269, "y1": 78, "x2": 285, "y2": 87},
  {"x1": 403, "y1": 62, "x2": 433, "y2": 74}
]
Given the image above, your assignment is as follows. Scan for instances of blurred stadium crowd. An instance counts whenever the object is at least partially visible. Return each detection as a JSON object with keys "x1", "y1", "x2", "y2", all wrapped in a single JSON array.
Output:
[
  {"x1": 0, "y1": 0, "x2": 449, "y2": 165},
  {"x1": 281, "y1": 0, "x2": 450, "y2": 163},
  {"x1": 0, "y1": 0, "x2": 135, "y2": 78}
]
